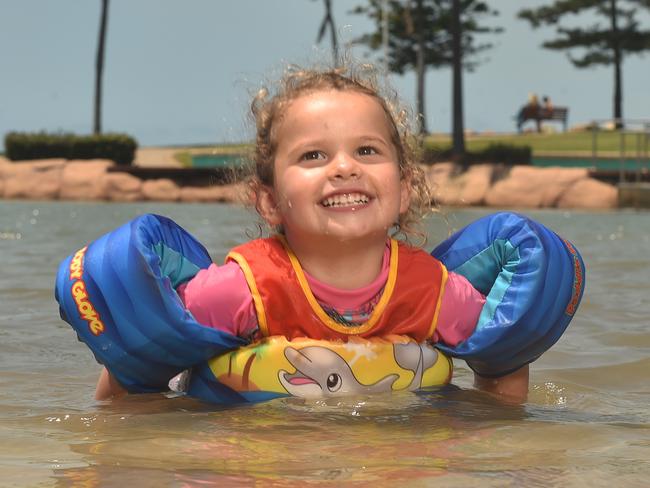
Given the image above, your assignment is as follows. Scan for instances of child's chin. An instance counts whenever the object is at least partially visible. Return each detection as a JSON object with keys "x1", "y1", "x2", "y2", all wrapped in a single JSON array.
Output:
[{"x1": 322, "y1": 227, "x2": 386, "y2": 242}]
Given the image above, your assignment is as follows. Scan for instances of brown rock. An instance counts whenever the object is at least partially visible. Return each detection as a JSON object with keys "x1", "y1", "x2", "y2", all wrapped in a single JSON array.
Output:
[
  {"x1": 60, "y1": 160, "x2": 113, "y2": 200},
  {"x1": 424, "y1": 163, "x2": 494, "y2": 206},
  {"x1": 179, "y1": 183, "x2": 245, "y2": 203},
  {"x1": 485, "y1": 166, "x2": 588, "y2": 208},
  {"x1": 217, "y1": 183, "x2": 249, "y2": 204},
  {"x1": 424, "y1": 162, "x2": 461, "y2": 205},
  {"x1": 557, "y1": 178, "x2": 618, "y2": 209},
  {"x1": 1, "y1": 159, "x2": 66, "y2": 200},
  {"x1": 0, "y1": 159, "x2": 7, "y2": 197},
  {"x1": 456, "y1": 164, "x2": 494, "y2": 206},
  {"x1": 141, "y1": 179, "x2": 181, "y2": 201},
  {"x1": 102, "y1": 173, "x2": 143, "y2": 202},
  {"x1": 0, "y1": 158, "x2": 66, "y2": 174}
]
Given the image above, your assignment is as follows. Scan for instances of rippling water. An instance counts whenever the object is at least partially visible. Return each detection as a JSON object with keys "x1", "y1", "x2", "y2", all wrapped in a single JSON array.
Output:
[{"x1": 1, "y1": 201, "x2": 648, "y2": 486}]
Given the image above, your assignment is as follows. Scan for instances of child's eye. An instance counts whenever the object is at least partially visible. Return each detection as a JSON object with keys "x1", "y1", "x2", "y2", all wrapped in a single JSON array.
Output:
[
  {"x1": 358, "y1": 146, "x2": 378, "y2": 156},
  {"x1": 301, "y1": 150, "x2": 325, "y2": 161}
]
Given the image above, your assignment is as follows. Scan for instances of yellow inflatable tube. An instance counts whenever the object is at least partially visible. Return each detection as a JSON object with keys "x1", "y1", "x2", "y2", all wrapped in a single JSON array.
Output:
[{"x1": 186, "y1": 335, "x2": 453, "y2": 402}]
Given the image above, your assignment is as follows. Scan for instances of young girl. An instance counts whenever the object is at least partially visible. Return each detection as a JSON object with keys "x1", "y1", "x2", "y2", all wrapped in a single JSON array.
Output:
[{"x1": 95, "y1": 67, "x2": 535, "y2": 401}]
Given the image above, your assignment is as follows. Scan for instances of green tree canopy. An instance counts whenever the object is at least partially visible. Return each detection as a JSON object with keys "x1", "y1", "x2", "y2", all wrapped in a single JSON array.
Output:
[
  {"x1": 353, "y1": 0, "x2": 500, "y2": 156},
  {"x1": 518, "y1": 0, "x2": 650, "y2": 127}
]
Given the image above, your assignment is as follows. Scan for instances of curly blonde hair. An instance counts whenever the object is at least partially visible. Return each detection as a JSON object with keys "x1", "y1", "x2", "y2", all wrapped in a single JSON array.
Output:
[{"x1": 248, "y1": 63, "x2": 432, "y2": 244}]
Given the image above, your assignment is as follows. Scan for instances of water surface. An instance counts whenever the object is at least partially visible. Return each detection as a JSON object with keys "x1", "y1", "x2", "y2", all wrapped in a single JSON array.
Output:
[{"x1": 1, "y1": 201, "x2": 648, "y2": 486}]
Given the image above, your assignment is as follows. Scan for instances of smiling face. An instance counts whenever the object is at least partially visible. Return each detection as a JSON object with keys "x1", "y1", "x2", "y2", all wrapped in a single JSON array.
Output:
[{"x1": 257, "y1": 89, "x2": 410, "y2": 252}]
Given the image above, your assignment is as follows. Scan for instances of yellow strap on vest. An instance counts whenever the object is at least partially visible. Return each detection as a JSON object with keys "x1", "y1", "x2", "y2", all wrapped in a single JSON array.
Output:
[{"x1": 226, "y1": 251, "x2": 270, "y2": 337}]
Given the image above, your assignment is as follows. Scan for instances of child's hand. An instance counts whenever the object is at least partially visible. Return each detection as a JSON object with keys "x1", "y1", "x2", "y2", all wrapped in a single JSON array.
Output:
[
  {"x1": 473, "y1": 364, "x2": 529, "y2": 404},
  {"x1": 95, "y1": 367, "x2": 127, "y2": 400}
]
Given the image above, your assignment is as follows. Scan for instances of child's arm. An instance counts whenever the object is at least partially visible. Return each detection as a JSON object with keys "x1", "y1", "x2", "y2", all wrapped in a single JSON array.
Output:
[
  {"x1": 92, "y1": 263, "x2": 255, "y2": 401},
  {"x1": 95, "y1": 367, "x2": 127, "y2": 400},
  {"x1": 56, "y1": 214, "x2": 248, "y2": 398},
  {"x1": 432, "y1": 212, "x2": 585, "y2": 403},
  {"x1": 473, "y1": 365, "x2": 529, "y2": 403},
  {"x1": 437, "y1": 272, "x2": 529, "y2": 403}
]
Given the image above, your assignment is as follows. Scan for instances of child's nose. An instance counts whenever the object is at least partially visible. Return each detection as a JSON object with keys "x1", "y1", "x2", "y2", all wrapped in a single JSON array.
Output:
[{"x1": 329, "y1": 152, "x2": 360, "y2": 180}]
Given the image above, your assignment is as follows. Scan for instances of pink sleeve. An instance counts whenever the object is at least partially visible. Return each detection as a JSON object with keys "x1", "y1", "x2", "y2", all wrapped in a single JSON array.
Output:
[
  {"x1": 432, "y1": 271, "x2": 485, "y2": 347},
  {"x1": 176, "y1": 262, "x2": 258, "y2": 339}
]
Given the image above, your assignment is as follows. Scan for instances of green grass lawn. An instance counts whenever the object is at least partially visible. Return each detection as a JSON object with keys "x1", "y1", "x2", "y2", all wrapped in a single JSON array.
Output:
[
  {"x1": 173, "y1": 143, "x2": 250, "y2": 167},
  {"x1": 426, "y1": 130, "x2": 649, "y2": 156},
  {"x1": 198, "y1": 131, "x2": 646, "y2": 157},
  {"x1": 177, "y1": 131, "x2": 648, "y2": 167}
]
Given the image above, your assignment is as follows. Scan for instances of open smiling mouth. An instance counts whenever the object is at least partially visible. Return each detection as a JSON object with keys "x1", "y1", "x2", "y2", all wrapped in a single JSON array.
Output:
[{"x1": 321, "y1": 193, "x2": 370, "y2": 208}]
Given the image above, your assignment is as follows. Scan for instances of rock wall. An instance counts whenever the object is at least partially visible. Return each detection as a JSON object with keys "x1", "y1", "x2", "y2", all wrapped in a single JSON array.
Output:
[
  {"x1": 0, "y1": 157, "x2": 618, "y2": 209},
  {"x1": 425, "y1": 163, "x2": 618, "y2": 209},
  {"x1": 0, "y1": 158, "x2": 247, "y2": 204}
]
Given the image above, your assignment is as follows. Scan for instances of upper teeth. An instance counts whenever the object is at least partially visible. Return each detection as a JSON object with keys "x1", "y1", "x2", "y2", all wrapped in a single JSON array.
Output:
[{"x1": 322, "y1": 193, "x2": 369, "y2": 208}]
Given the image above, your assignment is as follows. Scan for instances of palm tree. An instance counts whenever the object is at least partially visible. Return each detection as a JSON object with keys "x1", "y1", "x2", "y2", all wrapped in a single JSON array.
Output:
[
  {"x1": 94, "y1": 0, "x2": 109, "y2": 134},
  {"x1": 450, "y1": 0, "x2": 465, "y2": 160},
  {"x1": 316, "y1": 0, "x2": 339, "y2": 66}
]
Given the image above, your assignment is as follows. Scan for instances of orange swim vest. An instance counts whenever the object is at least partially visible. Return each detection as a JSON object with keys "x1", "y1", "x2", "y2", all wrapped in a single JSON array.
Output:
[{"x1": 226, "y1": 237, "x2": 448, "y2": 342}]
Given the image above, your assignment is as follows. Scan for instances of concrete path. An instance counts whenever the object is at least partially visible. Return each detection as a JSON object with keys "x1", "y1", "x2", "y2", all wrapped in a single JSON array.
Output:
[{"x1": 134, "y1": 147, "x2": 182, "y2": 168}]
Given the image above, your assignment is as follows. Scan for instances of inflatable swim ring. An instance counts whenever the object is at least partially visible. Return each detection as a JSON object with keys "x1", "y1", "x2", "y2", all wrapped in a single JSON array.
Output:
[
  {"x1": 186, "y1": 335, "x2": 452, "y2": 403},
  {"x1": 55, "y1": 212, "x2": 584, "y2": 404}
]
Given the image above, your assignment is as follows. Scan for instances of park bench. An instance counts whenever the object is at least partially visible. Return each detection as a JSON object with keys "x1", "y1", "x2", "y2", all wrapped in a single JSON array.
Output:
[{"x1": 516, "y1": 106, "x2": 568, "y2": 133}]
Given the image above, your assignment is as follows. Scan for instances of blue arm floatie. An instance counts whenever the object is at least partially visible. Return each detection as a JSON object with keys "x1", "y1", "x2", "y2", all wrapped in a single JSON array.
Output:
[
  {"x1": 55, "y1": 214, "x2": 246, "y2": 393},
  {"x1": 431, "y1": 212, "x2": 585, "y2": 377}
]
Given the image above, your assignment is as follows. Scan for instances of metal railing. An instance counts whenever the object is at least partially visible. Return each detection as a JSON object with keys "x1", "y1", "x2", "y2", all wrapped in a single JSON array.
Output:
[{"x1": 590, "y1": 119, "x2": 650, "y2": 183}]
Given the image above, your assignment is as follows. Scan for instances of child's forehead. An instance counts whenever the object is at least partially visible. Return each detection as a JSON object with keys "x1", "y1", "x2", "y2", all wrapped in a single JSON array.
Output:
[
  {"x1": 287, "y1": 88, "x2": 378, "y2": 107},
  {"x1": 279, "y1": 89, "x2": 391, "y2": 125},
  {"x1": 268, "y1": 88, "x2": 400, "y2": 150}
]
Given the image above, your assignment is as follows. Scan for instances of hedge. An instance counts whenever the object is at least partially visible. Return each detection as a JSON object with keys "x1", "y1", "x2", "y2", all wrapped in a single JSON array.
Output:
[
  {"x1": 4, "y1": 132, "x2": 138, "y2": 166},
  {"x1": 423, "y1": 143, "x2": 532, "y2": 165}
]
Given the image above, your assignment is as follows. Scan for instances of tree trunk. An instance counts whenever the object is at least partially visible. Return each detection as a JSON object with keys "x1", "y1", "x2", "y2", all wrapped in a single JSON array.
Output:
[
  {"x1": 94, "y1": 0, "x2": 109, "y2": 135},
  {"x1": 416, "y1": 37, "x2": 427, "y2": 134},
  {"x1": 610, "y1": 0, "x2": 623, "y2": 129},
  {"x1": 415, "y1": 0, "x2": 427, "y2": 134},
  {"x1": 324, "y1": 0, "x2": 339, "y2": 66},
  {"x1": 451, "y1": 0, "x2": 466, "y2": 163}
]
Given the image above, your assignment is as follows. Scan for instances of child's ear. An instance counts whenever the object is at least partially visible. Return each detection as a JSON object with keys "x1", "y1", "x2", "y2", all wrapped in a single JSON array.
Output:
[
  {"x1": 256, "y1": 185, "x2": 283, "y2": 226},
  {"x1": 399, "y1": 179, "x2": 411, "y2": 215}
]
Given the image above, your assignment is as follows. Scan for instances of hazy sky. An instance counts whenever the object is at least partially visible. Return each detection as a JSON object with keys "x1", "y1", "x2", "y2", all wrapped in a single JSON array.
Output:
[{"x1": 1, "y1": 0, "x2": 648, "y2": 149}]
